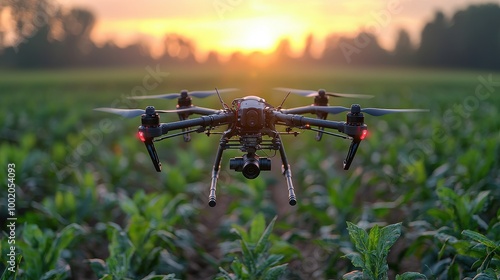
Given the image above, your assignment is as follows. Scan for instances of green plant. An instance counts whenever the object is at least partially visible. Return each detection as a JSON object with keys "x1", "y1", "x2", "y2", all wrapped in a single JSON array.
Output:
[
  {"x1": 14, "y1": 223, "x2": 84, "y2": 280},
  {"x1": 429, "y1": 185, "x2": 490, "y2": 232},
  {"x1": 2, "y1": 67, "x2": 500, "y2": 279},
  {"x1": 217, "y1": 214, "x2": 289, "y2": 280},
  {"x1": 88, "y1": 190, "x2": 198, "y2": 278},
  {"x1": 460, "y1": 229, "x2": 500, "y2": 278},
  {"x1": 417, "y1": 185, "x2": 495, "y2": 278},
  {"x1": 343, "y1": 222, "x2": 426, "y2": 280},
  {"x1": 89, "y1": 225, "x2": 178, "y2": 280}
]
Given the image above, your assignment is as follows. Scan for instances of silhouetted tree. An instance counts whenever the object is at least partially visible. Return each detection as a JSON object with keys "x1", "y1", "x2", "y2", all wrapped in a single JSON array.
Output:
[
  {"x1": 225, "y1": 51, "x2": 247, "y2": 68},
  {"x1": 392, "y1": 29, "x2": 414, "y2": 65},
  {"x1": 417, "y1": 4, "x2": 500, "y2": 69},
  {"x1": 86, "y1": 41, "x2": 153, "y2": 67},
  {"x1": 448, "y1": 4, "x2": 500, "y2": 69},
  {"x1": 300, "y1": 33, "x2": 316, "y2": 64},
  {"x1": 320, "y1": 34, "x2": 341, "y2": 65},
  {"x1": 322, "y1": 32, "x2": 389, "y2": 66},
  {"x1": 204, "y1": 51, "x2": 220, "y2": 67},
  {"x1": 418, "y1": 11, "x2": 450, "y2": 67},
  {"x1": 59, "y1": 8, "x2": 96, "y2": 66},
  {"x1": 160, "y1": 34, "x2": 198, "y2": 66},
  {"x1": 2, "y1": 1, "x2": 500, "y2": 70},
  {"x1": 15, "y1": 22, "x2": 53, "y2": 68},
  {"x1": 273, "y1": 38, "x2": 294, "y2": 66}
]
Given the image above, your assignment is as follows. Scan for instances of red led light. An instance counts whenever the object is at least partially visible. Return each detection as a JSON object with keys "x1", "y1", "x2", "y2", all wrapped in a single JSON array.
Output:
[
  {"x1": 360, "y1": 129, "x2": 368, "y2": 140},
  {"x1": 138, "y1": 131, "x2": 146, "y2": 142}
]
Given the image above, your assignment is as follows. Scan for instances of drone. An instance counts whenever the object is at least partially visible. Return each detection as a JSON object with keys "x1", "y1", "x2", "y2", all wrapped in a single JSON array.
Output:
[{"x1": 95, "y1": 88, "x2": 427, "y2": 207}]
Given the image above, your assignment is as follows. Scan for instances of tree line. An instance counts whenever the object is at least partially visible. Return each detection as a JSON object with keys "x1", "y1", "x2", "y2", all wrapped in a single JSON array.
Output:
[{"x1": 1, "y1": 1, "x2": 500, "y2": 70}]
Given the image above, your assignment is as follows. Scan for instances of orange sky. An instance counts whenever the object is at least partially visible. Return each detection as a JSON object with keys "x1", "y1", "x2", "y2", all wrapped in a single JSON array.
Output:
[{"x1": 19, "y1": 0, "x2": 500, "y2": 60}]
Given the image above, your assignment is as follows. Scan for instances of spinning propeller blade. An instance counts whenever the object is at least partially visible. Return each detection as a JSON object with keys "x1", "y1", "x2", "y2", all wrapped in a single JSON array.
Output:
[
  {"x1": 311, "y1": 92, "x2": 373, "y2": 99},
  {"x1": 274, "y1": 87, "x2": 316, "y2": 96},
  {"x1": 357, "y1": 108, "x2": 429, "y2": 116},
  {"x1": 158, "y1": 106, "x2": 220, "y2": 115},
  {"x1": 189, "y1": 88, "x2": 239, "y2": 98},
  {"x1": 94, "y1": 106, "x2": 219, "y2": 118},
  {"x1": 93, "y1": 108, "x2": 170, "y2": 118},
  {"x1": 274, "y1": 87, "x2": 373, "y2": 99},
  {"x1": 128, "y1": 93, "x2": 180, "y2": 100},
  {"x1": 313, "y1": 106, "x2": 429, "y2": 116},
  {"x1": 127, "y1": 88, "x2": 239, "y2": 100}
]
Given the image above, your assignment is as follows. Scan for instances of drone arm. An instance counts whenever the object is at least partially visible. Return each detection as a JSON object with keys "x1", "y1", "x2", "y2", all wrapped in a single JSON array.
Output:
[
  {"x1": 273, "y1": 112, "x2": 345, "y2": 132},
  {"x1": 273, "y1": 111, "x2": 367, "y2": 170},
  {"x1": 161, "y1": 112, "x2": 233, "y2": 134},
  {"x1": 137, "y1": 111, "x2": 234, "y2": 139}
]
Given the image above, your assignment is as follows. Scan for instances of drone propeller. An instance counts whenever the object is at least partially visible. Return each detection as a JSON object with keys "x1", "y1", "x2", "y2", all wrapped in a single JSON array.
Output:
[
  {"x1": 93, "y1": 108, "x2": 168, "y2": 118},
  {"x1": 127, "y1": 88, "x2": 239, "y2": 100},
  {"x1": 94, "y1": 106, "x2": 219, "y2": 118},
  {"x1": 313, "y1": 106, "x2": 429, "y2": 116},
  {"x1": 274, "y1": 87, "x2": 373, "y2": 99}
]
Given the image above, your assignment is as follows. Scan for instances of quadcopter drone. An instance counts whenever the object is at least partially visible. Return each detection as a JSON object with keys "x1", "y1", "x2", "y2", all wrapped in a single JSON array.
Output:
[{"x1": 95, "y1": 88, "x2": 427, "y2": 207}]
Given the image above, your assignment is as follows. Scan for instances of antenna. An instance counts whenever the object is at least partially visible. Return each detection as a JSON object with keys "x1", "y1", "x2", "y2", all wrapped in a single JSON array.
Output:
[
  {"x1": 277, "y1": 91, "x2": 291, "y2": 110},
  {"x1": 215, "y1": 88, "x2": 230, "y2": 110}
]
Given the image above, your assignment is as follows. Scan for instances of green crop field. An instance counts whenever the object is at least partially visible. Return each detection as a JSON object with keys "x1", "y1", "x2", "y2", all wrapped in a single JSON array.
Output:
[{"x1": 1, "y1": 66, "x2": 499, "y2": 279}]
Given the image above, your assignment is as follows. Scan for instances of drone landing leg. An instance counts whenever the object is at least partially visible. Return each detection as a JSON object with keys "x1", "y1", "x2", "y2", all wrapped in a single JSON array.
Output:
[
  {"x1": 277, "y1": 138, "x2": 297, "y2": 206},
  {"x1": 208, "y1": 138, "x2": 226, "y2": 207}
]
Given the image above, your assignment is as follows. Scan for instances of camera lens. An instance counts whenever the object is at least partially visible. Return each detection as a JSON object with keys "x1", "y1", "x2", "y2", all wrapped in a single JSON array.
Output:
[
  {"x1": 245, "y1": 109, "x2": 259, "y2": 128},
  {"x1": 229, "y1": 154, "x2": 270, "y2": 179},
  {"x1": 242, "y1": 159, "x2": 260, "y2": 179}
]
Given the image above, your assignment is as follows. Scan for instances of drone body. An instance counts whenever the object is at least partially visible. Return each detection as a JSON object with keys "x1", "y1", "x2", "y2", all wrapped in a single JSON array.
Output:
[{"x1": 95, "y1": 88, "x2": 427, "y2": 207}]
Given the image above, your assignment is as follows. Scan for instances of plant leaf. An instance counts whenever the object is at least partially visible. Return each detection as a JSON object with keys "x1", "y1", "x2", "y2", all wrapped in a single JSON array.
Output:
[
  {"x1": 250, "y1": 213, "x2": 266, "y2": 244},
  {"x1": 88, "y1": 259, "x2": 108, "y2": 278},
  {"x1": 462, "y1": 230, "x2": 498, "y2": 249},
  {"x1": 47, "y1": 224, "x2": 85, "y2": 269},
  {"x1": 230, "y1": 259, "x2": 244, "y2": 278},
  {"x1": 342, "y1": 270, "x2": 364, "y2": 280},
  {"x1": 344, "y1": 252, "x2": 365, "y2": 270},
  {"x1": 240, "y1": 239, "x2": 255, "y2": 273},
  {"x1": 471, "y1": 191, "x2": 491, "y2": 214},
  {"x1": 107, "y1": 228, "x2": 135, "y2": 278},
  {"x1": 255, "y1": 254, "x2": 283, "y2": 277},
  {"x1": 396, "y1": 272, "x2": 428, "y2": 280},
  {"x1": 255, "y1": 216, "x2": 278, "y2": 256},
  {"x1": 263, "y1": 264, "x2": 288, "y2": 280},
  {"x1": 346, "y1": 222, "x2": 369, "y2": 254},
  {"x1": 379, "y1": 223, "x2": 402, "y2": 254}
]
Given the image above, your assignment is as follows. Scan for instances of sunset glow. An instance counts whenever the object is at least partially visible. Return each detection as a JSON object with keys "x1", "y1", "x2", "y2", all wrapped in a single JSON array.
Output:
[{"x1": 49, "y1": 0, "x2": 500, "y2": 60}]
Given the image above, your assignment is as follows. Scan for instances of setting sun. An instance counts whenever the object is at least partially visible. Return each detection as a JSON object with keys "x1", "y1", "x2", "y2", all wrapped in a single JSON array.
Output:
[
  {"x1": 230, "y1": 19, "x2": 283, "y2": 53},
  {"x1": 216, "y1": 16, "x2": 307, "y2": 55},
  {"x1": 49, "y1": 0, "x2": 492, "y2": 62}
]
